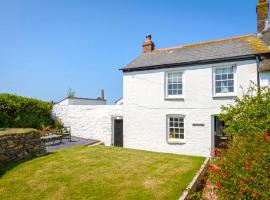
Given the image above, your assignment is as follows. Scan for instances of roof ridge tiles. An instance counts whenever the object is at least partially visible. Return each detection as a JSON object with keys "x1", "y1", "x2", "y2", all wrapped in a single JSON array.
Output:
[{"x1": 156, "y1": 34, "x2": 256, "y2": 52}]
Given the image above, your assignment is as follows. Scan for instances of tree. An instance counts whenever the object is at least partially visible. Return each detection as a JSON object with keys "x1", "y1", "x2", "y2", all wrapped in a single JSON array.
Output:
[{"x1": 67, "y1": 88, "x2": 75, "y2": 98}]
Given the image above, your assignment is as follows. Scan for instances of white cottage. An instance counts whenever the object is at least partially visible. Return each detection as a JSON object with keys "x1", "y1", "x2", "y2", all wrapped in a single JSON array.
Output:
[{"x1": 54, "y1": 0, "x2": 270, "y2": 157}]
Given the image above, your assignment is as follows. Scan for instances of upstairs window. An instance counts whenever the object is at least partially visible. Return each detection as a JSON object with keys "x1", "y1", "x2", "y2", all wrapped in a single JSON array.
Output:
[
  {"x1": 214, "y1": 66, "x2": 235, "y2": 95},
  {"x1": 167, "y1": 115, "x2": 185, "y2": 143},
  {"x1": 166, "y1": 72, "x2": 183, "y2": 98}
]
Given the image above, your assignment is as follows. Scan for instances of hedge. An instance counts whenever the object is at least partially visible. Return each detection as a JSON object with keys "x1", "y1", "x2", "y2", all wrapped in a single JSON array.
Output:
[
  {"x1": 208, "y1": 85, "x2": 270, "y2": 199},
  {"x1": 0, "y1": 94, "x2": 54, "y2": 129}
]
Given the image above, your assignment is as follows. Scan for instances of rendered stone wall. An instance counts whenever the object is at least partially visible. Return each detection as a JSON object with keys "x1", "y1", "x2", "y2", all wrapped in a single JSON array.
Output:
[
  {"x1": 53, "y1": 105, "x2": 123, "y2": 145},
  {"x1": 123, "y1": 60, "x2": 258, "y2": 157},
  {"x1": 0, "y1": 129, "x2": 46, "y2": 165}
]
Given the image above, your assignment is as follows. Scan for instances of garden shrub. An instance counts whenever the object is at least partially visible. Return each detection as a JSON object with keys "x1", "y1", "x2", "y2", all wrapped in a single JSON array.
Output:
[
  {"x1": 209, "y1": 85, "x2": 270, "y2": 199},
  {"x1": 0, "y1": 94, "x2": 54, "y2": 129}
]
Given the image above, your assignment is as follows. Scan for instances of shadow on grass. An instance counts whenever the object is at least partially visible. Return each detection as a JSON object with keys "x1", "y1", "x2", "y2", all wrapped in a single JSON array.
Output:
[{"x1": 0, "y1": 152, "x2": 55, "y2": 177}]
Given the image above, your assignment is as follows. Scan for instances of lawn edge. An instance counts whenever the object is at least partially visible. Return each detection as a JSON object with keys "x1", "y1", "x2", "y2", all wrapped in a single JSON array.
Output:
[{"x1": 179, "y1": 157, "x2": 210, "y2": 200}]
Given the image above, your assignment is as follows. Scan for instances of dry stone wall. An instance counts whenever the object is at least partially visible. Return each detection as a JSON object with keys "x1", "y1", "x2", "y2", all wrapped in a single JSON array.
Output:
[{"x1": 0, "y1": 129, "x2": 46, "y2": 165}]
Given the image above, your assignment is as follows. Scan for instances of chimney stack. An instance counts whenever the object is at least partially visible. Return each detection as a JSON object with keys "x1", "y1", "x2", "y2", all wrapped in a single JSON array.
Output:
[
  {"x1": 257, "y1": 0, "x2": 269, "y2": 33},
  {"x1": 101, "y1": 89, "x2": 105, "y2": 100},
  {"x1": 97, "y1": 89, "x2": 105, "y2": 100},
  {"x1": 142, "y1": 34, "x2": 155, "y2": 53}
]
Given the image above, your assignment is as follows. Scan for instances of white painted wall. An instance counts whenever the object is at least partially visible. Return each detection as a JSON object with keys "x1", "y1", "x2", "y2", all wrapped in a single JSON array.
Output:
[
  {"x1": 53, "y1": 105, "x2": 123, "y2": 145},
  {"x1": 123, "y1": 60, "x2": 258, "y2": 157},
  {"x1": 58, "y1": 98, "x2": 106, "y2": 105},
  {"x1": 58, "y1": 99, "x2": 69, "y2": 106}
]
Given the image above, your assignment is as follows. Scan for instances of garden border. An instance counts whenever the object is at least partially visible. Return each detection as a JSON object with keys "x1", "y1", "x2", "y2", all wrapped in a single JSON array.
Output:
[{"x1": 179, "y1": 157, "x2": 210, "y2": 200}]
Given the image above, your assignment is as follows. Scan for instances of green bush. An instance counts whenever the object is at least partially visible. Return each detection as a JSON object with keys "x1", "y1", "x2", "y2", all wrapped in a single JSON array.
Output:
[
  {"x1": 209, "y1": 85, "x2": 270, "y2": 199},
  {"x1": 0, "y1": 94, "x2": 54, "y2": 129}
]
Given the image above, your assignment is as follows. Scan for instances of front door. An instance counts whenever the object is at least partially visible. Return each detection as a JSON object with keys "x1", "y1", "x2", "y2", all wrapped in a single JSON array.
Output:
[
  {"x1": 214, "y1": 116, "x2": 225, "y2": 148},
  {"x1": 113, "y1": 119, "x2": 123, "y2": 147}
]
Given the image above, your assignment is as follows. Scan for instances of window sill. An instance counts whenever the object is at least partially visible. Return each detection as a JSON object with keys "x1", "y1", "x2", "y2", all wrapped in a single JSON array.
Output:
[
  {"x1": 213, "y1": 93, "x2": 237, "y2": 98},
  {"x1": 167, "y1": 140, "x2": 186, "y2": 144}
]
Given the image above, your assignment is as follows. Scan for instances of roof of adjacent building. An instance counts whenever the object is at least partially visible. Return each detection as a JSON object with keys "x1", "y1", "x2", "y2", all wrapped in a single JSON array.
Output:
[
  {"x1": 55, "y1": 97, "x2": 106, "y2": 104},
  {"x1": 122, "y1": 34, "x2": 270, "y2": 72}
]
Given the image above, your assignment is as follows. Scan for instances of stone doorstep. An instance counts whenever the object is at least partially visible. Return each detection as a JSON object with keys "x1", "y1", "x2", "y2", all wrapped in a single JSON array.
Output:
[{"x1": 87, "y1": 141, "x2": 105, "y2": 146}]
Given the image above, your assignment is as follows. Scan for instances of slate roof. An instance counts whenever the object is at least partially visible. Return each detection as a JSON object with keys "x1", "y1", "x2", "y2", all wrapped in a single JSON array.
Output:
[{"x1": 122, "y1": 34, "x2": 270, "y2": 72}]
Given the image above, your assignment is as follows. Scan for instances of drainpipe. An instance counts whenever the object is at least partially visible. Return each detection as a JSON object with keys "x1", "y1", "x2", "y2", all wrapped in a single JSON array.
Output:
[{"x1": 256, "y1": 56, "x2": 261, "y2": 92}]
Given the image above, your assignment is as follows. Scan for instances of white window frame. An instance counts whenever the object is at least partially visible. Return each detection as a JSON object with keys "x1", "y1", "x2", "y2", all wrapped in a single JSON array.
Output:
[
  {"x1": 167, "y1": 115, "x2": 186, "y2": 144},
  {"x1": 213, "y1": 65, "x2": 237, "y2": 97},
  {"x1": 165, "y1": 71, "x2": 184, "y2": 99}
]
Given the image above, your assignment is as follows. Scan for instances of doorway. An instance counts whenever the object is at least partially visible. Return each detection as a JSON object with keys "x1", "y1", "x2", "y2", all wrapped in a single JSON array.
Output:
[
  {"x1": 112, "y1": 117, "x2": 123, "y2": 147},
  {"x1": 213, "y1": 115, "x2": 230, "y2": 149},
  {"x1": 214, "y1": 116, "x2": 225, "y2": 148}
]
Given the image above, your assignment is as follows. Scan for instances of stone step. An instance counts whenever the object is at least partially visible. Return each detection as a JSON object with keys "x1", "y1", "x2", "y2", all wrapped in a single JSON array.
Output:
[{"x1": 87, "y1": 141, "x2": 105, "y2": 146}]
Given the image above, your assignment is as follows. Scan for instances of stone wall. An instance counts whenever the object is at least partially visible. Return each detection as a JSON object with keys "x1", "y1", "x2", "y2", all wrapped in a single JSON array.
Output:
[
  {"x1": 0, "y1": 129, "x2": 46, "y2": 165},
  {"x1": 123, "y1": 60, "x2": 258, "y2": 157},
  {"x1": 53, "y1": 105, "x2": 123, "y2": 145}
]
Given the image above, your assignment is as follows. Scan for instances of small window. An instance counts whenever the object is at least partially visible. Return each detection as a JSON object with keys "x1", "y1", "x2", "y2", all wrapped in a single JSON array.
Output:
[
  {"x1": 167, "y1": 115, "x2": 185, "y2": 143},
  {"x1": 214, "y1": 66, "x2": 235, "y2": 95},
  {"x1": 166, "y1": 72, "x2": 183, "y2": 98}
]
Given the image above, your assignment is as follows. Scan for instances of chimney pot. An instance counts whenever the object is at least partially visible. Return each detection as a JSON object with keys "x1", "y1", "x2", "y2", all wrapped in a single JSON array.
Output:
[{"x1": 142, "y1": 34, "x2": 155, "y2": 53}]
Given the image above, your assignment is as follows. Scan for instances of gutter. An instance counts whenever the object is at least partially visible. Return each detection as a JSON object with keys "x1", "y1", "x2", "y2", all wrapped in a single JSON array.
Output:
[
  {"x1": 256, "y1": 56, "x2": 261, "y2": 91},
  {"x1": 120, "y1": 53, "x2": 269, "y2": 73}
]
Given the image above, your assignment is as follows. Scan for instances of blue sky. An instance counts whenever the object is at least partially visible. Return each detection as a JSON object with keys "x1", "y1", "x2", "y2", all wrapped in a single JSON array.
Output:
[{"x1": 0, "y1": 0, "x2": 261, "y2": 104}]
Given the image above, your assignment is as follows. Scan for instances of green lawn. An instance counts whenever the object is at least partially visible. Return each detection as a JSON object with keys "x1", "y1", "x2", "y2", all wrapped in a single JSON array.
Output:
[{"x1": 0, "y1": 146, "x2": 205, "y2": 200}]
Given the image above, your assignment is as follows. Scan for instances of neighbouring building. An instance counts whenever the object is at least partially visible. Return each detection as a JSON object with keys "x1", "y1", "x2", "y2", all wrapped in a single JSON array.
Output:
[
  {"x1": 57, "y1": 90, "x2": 107, "y2": 105},
  {"x1": 54, "y1": 0, "x2": 270, "y2": 157}
]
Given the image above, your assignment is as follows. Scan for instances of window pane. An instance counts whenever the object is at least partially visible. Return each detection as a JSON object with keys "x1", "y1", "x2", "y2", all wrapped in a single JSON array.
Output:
[
  {"x1": 180, "y1": 134, "x2": 184, "y2": 139},
  {"x1": 216, "y1": 87, "x2": 222, "y2": 93},
  {"x1": 216, "y1": 75, "x2": 221, "y2": 80},
  {"x1": 228, "y1": 67, "x2": 233, "y2": 74},
  {"x1": 228, "y1": 87, "x2": 234, "y2": 92},
  {"x1": 228, "y1": 80, "x2": 234, "y2": 87},
  {"x1": 222, "y1": 68, "x2": 228, "y2": 74},
  {"x1": 215, "y1": 69, "x2": 222, "y2": 74},
  {"x1": 221, "y1": 81, "x2": 228, "y2": 87},
  {"x1": 222, "y1": 74, "x2": 227, "y2": 80},
  {"x1": 228, "y1": 74, "x2": 233, "y2": 79},
  {"x1": 216, "y1": 81, "x2": 221, "y2": 87}
]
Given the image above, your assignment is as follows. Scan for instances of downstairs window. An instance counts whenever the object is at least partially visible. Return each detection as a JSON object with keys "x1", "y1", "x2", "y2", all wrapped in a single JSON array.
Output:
[{"x1": 167, "y1": 115, "x2": 185, "y2": 143}]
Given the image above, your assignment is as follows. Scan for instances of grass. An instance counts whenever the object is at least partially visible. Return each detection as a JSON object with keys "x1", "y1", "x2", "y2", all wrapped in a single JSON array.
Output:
[
  {"x1": 0, "y1": 128, "x2": 36, "y2": 136},
  {"x1": 0, "y1": 146, "x2": 205, "y2": 200}
]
